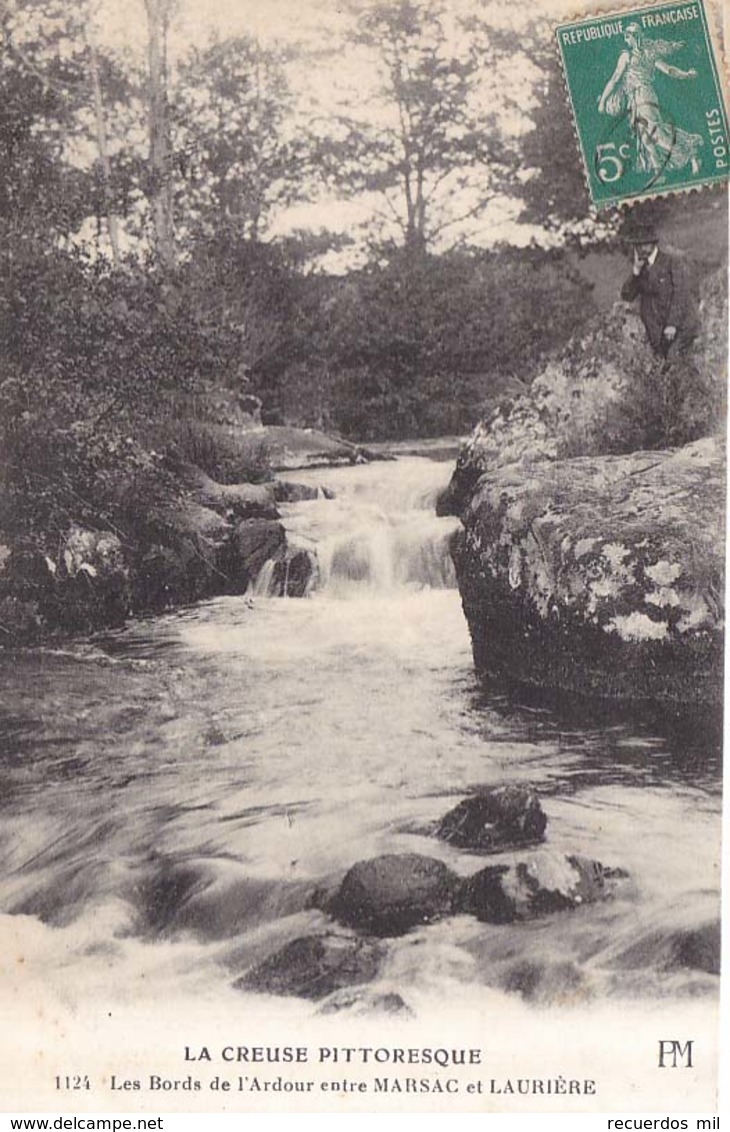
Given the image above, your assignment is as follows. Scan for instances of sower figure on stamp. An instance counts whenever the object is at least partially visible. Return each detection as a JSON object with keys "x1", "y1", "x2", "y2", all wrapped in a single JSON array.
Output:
[
  {"x1": 598, "y1": 24, "x2": 702, "y2": 186},
  {"x1": 620, "y1": 222, "x2": 700, "y2": 358}
]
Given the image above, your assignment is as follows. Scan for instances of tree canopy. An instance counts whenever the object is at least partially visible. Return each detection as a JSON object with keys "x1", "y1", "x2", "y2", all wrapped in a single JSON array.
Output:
[
  {"x1": 311, "y1": 0, "x2": 527, "y2": 255},
  {"x1": 2, "y1": 0, "x2": 676, "y2": 471}
]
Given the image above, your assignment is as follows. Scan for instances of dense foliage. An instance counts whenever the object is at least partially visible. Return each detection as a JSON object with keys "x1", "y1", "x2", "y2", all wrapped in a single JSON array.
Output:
[
  {"x1": 274, "y1": 246, "x2": 593, "y2": 438},
  {"x1": 0, "y1": 0, "x2": 724, "y2": 638}
]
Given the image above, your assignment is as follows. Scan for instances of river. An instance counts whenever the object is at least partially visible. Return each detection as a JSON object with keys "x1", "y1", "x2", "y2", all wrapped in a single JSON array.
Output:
[{"x1": 0, "y1": 453, "x2": 722, "y2": 1109}]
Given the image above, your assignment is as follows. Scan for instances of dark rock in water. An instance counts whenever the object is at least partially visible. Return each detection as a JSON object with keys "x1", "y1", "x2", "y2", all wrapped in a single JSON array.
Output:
[
  {"x1": 459, "y1": 853, "x2": 614, "y2": 923},
  {"x1": 272, "y1": 548, "x2": 317, "y2": 597},
  {"x1": 330, "y1": 853, "x2": 459, "y2": 937},
  {"x1": 235, "y1": 934, "x2": 383, "y2": 1000},
  {"x1": 437, "y1": 786, "x2": 547, "y2": 852},
  {"x1": 318, "y1": 990, "x2": 414, "y2": 1018},
  {"x1": 669, "y1": 921, "x2": 721, "y2": 975},
  {"x1": 274, "y1": 481, "x2": 323, "y2": 503},
  {"x1": 224, "y1": 518, "x2": 286, "y2": 590},
  {"x1": 501, "y1": 959, "x2": 590, "y2": 1006},
  {"x1": 458, "y1": 865, "x2": 513, "y2": 923}
]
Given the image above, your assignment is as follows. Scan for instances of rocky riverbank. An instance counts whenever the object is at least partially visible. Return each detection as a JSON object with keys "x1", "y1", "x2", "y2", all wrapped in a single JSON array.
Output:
[
  {"x1": 0, "y1": 424, "x2": 373, "y2": 644},
  {"x1": 441, "y1": 267, "x2": 726, "y2": 706}
]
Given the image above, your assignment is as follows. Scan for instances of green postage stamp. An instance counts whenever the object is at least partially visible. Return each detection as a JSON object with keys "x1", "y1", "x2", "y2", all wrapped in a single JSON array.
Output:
[{"x1": 556, "y1": 0, "x2": 730, "y2": 206}]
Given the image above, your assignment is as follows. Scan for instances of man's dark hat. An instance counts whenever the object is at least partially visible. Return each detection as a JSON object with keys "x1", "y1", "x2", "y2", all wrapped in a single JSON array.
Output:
[{"x1": 622, "y1": 221, "x2": 659, "y2": 244}]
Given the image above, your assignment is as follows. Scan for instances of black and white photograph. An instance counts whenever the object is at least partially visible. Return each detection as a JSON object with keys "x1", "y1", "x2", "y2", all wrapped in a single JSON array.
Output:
[{"x1": 0, "y1": 0, "x2": 726, "y2": 1116}]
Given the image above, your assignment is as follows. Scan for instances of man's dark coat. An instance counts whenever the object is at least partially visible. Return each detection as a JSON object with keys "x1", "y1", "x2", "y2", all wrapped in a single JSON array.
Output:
[{"x1": 621, "y1": 251, "x2": 700, "y2": 355}]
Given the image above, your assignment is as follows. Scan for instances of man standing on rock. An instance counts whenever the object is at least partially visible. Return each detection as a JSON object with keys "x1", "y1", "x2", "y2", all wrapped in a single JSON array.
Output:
[{"x1": 620, "y1": 223, "x2": 700, "y2": 358}]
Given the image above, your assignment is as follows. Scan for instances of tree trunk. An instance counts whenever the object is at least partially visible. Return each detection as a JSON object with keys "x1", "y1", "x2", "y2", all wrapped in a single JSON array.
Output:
[
  {"x1": 86, "y1": 32, "x2": 121, "y2": 266},
  {"x1": 144, "y1": 0, "x2": 175, "y2": 271}
]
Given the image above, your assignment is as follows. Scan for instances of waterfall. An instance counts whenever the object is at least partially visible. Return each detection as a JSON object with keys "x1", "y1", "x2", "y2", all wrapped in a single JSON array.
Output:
[
  {"x1": 275, "y1": 457, "x2": 461, "y2": 595},
  {"x1": 246, "y1": 557, "x2": 278, "y2": 598},
  {"x1": 0, "y1": 445, "x2": 720, "y2": 1085}
]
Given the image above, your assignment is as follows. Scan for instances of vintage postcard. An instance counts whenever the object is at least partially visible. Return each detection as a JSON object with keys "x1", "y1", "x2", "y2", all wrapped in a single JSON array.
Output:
[{"x1": 0, "y1": 0, "x2": 726, "y2": 1120}]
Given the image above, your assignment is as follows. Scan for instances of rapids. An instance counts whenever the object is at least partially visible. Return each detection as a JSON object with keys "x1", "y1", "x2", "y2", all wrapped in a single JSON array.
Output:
[{"x1": 0, "y1": 453, "x2": 721, "y2": 1074}]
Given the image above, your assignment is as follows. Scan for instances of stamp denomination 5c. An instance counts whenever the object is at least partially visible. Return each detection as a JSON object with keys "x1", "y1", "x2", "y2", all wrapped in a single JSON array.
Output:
[{"x1": 556, "y1": 0, "x2": 730, "y2": 206}]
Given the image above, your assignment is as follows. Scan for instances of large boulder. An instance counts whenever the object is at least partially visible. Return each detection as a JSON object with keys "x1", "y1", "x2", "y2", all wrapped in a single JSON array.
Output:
[
  {"x1": 458, "y1": 852, "x2": 615, "y2": 923},
  {"x1": 235, "y1": 934, "x2": 383, "y2": 1000},
  {"x1": 439, "y1": 268, "x2": 727, "y2": 519},
  {"x1": 453, "y1": 438, "x2": 724, "y2": 704},
  {"x1": 436, "y1": 786, "x2": 547, "y2": 852},
  {"x1": 438, "y1": 308, "x2": 644, "y2": 518},
  {"x1": 329, "y1": 853, "x2": 459, "y2": 937},
  {"x1": 132, "y1": 500, "x2": 230, "y2": 611}
]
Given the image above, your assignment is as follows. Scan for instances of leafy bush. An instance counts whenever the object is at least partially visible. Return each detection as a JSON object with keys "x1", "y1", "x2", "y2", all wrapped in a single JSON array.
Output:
[
  {"x1": 0, "y1": 362, "x2": 172, "y2": 544},
  {"x1": 0, "y1": 237, "x2": 273, "y2": 545}
]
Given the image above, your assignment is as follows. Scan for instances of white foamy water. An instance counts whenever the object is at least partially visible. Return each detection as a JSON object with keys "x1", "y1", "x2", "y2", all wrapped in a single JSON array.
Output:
[{"x1": 0, "y1": 453, "x2": 721, "y2": 1110}]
